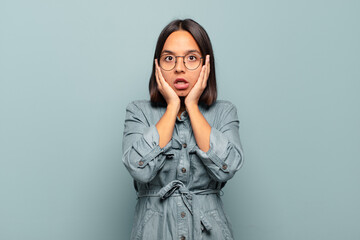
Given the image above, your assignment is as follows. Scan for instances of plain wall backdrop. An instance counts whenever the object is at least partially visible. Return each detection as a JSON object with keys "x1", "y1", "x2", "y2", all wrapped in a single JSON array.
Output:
[{"x1": 1, "y1": 0, "x2": 359, "y2": 239}]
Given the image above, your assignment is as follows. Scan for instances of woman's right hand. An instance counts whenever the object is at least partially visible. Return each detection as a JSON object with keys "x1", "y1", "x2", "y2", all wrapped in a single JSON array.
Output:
[{"x1": 155, "y1": 59, "x2": 180, "y2": 107}]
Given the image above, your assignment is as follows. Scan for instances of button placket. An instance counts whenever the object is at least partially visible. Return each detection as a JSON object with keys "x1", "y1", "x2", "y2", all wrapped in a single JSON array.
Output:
[
  {"x1": 177, "y1": 124, "x2": 189, "y2": 182},
  {"x1": 177, "y1": 151, "x2": 189, "y2": 182},
  {"x1": 177, "y1": 199, "x2": 188, "y2": 240}
]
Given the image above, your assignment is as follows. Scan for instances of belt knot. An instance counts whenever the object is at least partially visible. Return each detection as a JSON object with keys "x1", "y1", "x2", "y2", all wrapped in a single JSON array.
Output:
[{"x1": 157, "y1": 180, "x2": 217, "y2": 237}]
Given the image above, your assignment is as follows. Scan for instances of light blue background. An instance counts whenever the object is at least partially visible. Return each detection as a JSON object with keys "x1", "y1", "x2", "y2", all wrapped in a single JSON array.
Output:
[{"x1": 1, "y1": 0, "x2": 359, "y2": 239}]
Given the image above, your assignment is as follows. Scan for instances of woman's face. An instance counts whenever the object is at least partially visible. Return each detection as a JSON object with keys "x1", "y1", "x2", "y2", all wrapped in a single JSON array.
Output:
[{"x1": 159, "y1": 30, "x2": 203, "y2": 97}]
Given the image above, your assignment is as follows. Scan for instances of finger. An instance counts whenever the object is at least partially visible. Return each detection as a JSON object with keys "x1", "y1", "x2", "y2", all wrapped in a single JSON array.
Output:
[
  {"x1": 198, "y1": 63, "x2": 206, "y2": 86},
  {"x1": 202, "y1": 55, "x2": 210, "y2": 88},
  {"x1": 206, "y1": 55, "x2": 210, "y2": 76},
  {"x1": 155, "y1": 59, "x2": 167, "y2": 83},
  {"x1": 154, "y1": 59, "x2": 162, "y2": 88},
  {"x1": 154, "y1": 60, "x2": 159, "y2": 83},
  {"x1": 157, "y1": 66, "x2": 165, "y2": 83},
  {"x1": 202, "y1": 65, "x2": 208, "y2": 88}
]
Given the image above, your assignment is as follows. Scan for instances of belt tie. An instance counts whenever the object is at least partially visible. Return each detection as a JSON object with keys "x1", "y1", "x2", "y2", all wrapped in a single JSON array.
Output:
[{"x1": 157, "y1": 180, "x2": 219, "y2": 239}]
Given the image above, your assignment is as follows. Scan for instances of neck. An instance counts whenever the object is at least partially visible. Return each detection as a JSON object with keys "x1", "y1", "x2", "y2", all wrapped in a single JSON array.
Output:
[
  {"x1": 180, "y1": 97, "x2": 185, "y2": 109},
  {"x1": 178, "y1": 97, "x2": 186, "y2": 118}
]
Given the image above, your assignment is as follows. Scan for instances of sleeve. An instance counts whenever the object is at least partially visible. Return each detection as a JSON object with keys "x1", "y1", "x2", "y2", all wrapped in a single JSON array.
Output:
[
  {"x1": 193, "y1": 103, "x2": 244, "y2": 182},
  {"x1": 122, "y1": 102, "x2": 172, "y2": 183}
]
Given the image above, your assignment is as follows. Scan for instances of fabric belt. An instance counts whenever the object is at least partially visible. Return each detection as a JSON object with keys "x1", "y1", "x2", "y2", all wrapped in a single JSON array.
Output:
[{"x1": 137, "y1": 180, "x2": 220, "y2": 239}]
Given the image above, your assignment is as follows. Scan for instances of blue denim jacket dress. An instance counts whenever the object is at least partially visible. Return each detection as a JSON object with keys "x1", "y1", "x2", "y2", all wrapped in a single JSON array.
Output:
[{"x1": 122, "y1": 100, "x2": 244, "y2": 240}]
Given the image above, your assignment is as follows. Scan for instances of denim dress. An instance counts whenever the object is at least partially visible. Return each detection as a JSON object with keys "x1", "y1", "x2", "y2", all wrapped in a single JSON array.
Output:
[{"x1": 122, "y1": 100, "x2": 244, "y2": 240}]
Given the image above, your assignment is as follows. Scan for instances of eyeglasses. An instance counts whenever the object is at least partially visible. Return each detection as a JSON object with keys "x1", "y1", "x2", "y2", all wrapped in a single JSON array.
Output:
[{"x1": 159, "y1": 53, "x2": 204, "y2": 71}]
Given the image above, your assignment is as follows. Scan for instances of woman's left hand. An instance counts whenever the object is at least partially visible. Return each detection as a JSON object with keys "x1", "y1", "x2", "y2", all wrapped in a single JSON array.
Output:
[{"x1": 184, "y1": 55, "x2": 210, "y2": 107}]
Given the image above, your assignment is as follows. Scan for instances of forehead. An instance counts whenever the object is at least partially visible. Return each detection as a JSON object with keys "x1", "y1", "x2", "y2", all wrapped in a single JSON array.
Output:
[{"x1": 162, "y1": 30, "x2": 200, "y2": 54}]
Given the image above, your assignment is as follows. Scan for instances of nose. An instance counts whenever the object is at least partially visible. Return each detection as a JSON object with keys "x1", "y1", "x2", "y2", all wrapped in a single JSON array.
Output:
[{"x1": 175, "y1": 56, "x2": 186, "y2": 72}]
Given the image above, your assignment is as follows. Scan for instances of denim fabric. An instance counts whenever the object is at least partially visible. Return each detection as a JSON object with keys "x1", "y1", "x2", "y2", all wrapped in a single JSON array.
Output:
[{"x1": 122, "y1": 100, "x2": 244, "y2": 240}]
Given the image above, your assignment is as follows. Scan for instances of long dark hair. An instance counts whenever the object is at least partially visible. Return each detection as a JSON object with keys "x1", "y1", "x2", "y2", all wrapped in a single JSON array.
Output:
[{"x1": 149, "y1": 19, "x2": 217, "y2": 106}]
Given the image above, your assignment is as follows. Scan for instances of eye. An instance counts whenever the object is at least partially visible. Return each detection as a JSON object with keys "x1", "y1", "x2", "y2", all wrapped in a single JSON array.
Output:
[
  {"x1": 164, "y1": 55, "x2": 174, "y2": 62},
  {"x1": 187, "y1": 55, "x2": 198, "y2": 61}
]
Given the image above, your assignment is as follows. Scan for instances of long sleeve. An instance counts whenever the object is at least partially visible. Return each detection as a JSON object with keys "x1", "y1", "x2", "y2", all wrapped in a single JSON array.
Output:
[
  {"x1": 122, "y1": 102, "x2": 172, "y2": 183},
  {"x1": 193, "y1": 103, "x2": 244, "y2": 182}
]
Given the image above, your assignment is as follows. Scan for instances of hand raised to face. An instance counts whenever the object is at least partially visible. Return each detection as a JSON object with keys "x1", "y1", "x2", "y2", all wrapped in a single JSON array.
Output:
[
  {"x1": 155, "y1": 59, "x2": 180, "y2": 106},
  {"x1": 184, "y1": 55, "x2": 210, "y2": 107}
]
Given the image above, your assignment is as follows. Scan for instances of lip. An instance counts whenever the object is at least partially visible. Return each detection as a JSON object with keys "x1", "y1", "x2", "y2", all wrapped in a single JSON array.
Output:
[
  {"x1": 174, "y1": 78, "x2": 189, "y2": 90},
  {"x1": 174, "y1": 78, "x2": 189, "y2": 84}
]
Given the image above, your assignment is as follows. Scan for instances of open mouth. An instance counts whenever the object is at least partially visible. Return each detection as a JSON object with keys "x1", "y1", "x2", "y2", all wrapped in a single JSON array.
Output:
[{"x1": 174, "y1": 78, "x2": 189, "y2": 90}]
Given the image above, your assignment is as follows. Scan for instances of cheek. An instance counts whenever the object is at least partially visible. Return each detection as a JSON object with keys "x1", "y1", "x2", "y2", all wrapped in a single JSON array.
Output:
[
  {"x1": 160, "y1": 70, "x2": 171, "y2": 82},
  {"x1": 190, "y1": 69, "x2": 202, "y2": 83}
]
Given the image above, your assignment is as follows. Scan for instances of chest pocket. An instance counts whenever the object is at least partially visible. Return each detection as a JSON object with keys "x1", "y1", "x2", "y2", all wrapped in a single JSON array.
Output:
[{"x1": 150, "y1": 149, "x2": 179, "y2": 186}]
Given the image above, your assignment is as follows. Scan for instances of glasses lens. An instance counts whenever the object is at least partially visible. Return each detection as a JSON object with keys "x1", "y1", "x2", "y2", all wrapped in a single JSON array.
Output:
[
  {"x1": 159, "y1": 53, "x2": 203, "y2": 70},
  {"x1": 184, "y1": 53, "x2": 202, "y2": 70},
  {"x1": 159, "y1": 55, "x2": 175, "y2": 70}
]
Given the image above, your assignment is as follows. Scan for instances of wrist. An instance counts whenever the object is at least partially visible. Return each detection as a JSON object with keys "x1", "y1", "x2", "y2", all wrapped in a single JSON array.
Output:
[
  {"x1": 167, "y1": 101, "x2": 180, "y2": 112},
  {"x1": 185, "y1": 102, "x2": 199, "y2": 112},
  {"x1": 184, "y1": 97, "x2": 199, "y2": 107}
]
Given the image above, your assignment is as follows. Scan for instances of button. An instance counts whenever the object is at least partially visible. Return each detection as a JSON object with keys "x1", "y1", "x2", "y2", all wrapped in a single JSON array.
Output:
[
  {"x1": 180, "y1": 236, "x2": 186, "y2": 240},
  {"x1": 181, "y1": 168, "x2": 186, "y2": 173},
  {"x1": 181, "y1": 212, "x2": 186, "y2": 218},
  {"x1": 138, "y1": 161, "x2": 144, "y2": 166},
  {"x1": 222, "y1": 164, "x2": 227, "y2": 170},
  {"x1": 182, "y1": 143, "x2": 187, "y2": 148}
]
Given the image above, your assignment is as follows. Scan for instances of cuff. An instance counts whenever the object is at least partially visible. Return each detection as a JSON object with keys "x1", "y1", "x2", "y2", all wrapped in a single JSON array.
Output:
[
  {"x1": 133, "y1": 125, "x2": 172, "y2": 168},
  {"x1": 194, "y1": 128, "x2": 230, "y2": 173}
]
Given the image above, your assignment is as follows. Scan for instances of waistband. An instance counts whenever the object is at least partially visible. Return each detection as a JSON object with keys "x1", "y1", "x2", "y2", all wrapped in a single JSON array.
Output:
[
  {"x1": 135, "y1": 180, "x2": 222, "y2": 239},
  {"x1": 137, "y1": 188, "x2": 220, "y2": 198}
]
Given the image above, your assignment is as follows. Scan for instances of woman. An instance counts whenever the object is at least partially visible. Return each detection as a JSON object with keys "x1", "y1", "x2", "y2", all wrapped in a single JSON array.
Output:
[{"x1": 122, "y1": 18, "x2": 244, "y2": 240}]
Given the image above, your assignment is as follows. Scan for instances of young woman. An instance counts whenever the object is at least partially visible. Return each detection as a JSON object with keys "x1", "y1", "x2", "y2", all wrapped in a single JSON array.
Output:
[{"x1": 122, "y1": 19, "x2": 244, "y2": 240}]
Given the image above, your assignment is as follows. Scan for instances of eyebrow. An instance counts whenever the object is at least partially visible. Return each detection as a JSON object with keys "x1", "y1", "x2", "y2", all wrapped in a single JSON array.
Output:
[{"x1": 161, "y1": 49, "x2": 201, "y2": 55}]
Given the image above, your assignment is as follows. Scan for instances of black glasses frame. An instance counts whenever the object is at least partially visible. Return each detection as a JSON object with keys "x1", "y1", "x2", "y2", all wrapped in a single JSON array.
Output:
[{"x1": 158, "y1": 54, "x2": 204, "y2": 71}]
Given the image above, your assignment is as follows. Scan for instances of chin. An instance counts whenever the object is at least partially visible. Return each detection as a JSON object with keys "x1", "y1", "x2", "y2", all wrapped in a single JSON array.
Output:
[{"x1": 177, "y1": 91, "x2": 189, "y2": 97}]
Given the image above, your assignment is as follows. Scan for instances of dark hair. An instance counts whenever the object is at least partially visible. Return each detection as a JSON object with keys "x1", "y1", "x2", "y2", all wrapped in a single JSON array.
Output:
[{"x1": 149, "y1": 19, "x2": 217, "y2": 106}]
